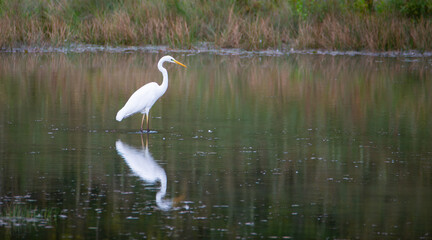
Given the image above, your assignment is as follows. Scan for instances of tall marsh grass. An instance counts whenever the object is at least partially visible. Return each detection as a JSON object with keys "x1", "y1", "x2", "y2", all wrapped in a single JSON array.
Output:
[{"x1": 0, "y1": 0, "x2": 431, "y2": 50}]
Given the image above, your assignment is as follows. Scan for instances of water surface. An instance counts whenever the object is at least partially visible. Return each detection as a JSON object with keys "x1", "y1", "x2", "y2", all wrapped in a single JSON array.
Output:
[{"x1": 0, "y1": 52, "x2": 431, "y2": 239}]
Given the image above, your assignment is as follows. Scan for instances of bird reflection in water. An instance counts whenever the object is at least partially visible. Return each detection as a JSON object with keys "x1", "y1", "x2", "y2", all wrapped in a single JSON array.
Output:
[{"x1": 116, "y1": 134, "x2": 179, "y2": 211}]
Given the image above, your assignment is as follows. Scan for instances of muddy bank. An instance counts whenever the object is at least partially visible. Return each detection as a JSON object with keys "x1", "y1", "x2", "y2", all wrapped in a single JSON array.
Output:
[{"x1": 1, "y1": 44, "x2": 432, "y2": 58}]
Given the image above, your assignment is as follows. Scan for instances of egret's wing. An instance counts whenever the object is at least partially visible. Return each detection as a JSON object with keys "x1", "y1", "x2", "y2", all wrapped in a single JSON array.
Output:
[{"x1": 120, "y1": 82, "x2": 160, "y2": 117}]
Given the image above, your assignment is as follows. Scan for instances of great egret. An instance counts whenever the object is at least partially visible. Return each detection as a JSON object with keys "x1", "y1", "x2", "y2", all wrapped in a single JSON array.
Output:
[{"x1": 116, "y1": 55, "x2": 187, "y2": 132}]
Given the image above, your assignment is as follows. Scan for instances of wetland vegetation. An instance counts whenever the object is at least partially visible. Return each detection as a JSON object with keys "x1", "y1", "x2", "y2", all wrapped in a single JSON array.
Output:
[{"x1": 0, "y1": 0, "x2": 431, "y2": 51}]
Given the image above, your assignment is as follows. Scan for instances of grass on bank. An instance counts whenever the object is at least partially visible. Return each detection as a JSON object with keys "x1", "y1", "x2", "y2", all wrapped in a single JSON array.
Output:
[{"x1": 0, "y1": 0, "x2": 431, "y2": 51}]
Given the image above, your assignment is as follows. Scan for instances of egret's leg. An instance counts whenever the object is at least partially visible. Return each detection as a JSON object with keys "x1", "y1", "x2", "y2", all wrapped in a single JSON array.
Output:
[
  {"x1": 141, "y1": 114, "x2": 145, "y2": 132},
  {"x1": 146, "y1": 113, "x2": 150, "y2": 133}
]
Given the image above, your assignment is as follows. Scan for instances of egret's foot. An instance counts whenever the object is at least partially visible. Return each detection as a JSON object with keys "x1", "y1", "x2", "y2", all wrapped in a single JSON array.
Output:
[
  {"x1": 129, "y1": 129, "x2": 157, "y2": 134},
  {"x1": 141, "y1": 129, "x2": 151, "y2": 134}
]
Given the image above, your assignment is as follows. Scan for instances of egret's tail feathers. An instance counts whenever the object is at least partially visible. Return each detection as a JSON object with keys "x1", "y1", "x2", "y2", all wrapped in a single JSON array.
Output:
[{"x1": 116, "y1": 109, "x2": 125, "y2": 121}]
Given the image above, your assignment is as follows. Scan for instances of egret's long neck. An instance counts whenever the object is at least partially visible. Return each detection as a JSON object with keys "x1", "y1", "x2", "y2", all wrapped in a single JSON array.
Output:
[{"x1": 157, "y1": 61, "x2": 169, "y2": 93}]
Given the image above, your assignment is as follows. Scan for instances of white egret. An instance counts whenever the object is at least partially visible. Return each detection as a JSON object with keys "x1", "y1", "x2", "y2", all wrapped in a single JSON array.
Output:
[{"x1": 116, "y1": 55, "x2": 187, "y2": 132}]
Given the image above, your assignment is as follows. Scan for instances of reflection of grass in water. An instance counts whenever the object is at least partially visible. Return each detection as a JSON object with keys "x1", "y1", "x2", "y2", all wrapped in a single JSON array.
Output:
[{"x1": 0, "y1": 204, "x2": 59, "y2": 228}]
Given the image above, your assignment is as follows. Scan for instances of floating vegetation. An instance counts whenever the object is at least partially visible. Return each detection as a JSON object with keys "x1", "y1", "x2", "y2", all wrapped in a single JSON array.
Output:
[{"x1": 0, "y1": 204, "x2": 60, "y2": 229}]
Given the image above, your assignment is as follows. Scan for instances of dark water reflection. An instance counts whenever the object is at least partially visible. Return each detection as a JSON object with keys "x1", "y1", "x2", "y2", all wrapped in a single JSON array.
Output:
[{"x1": 0, "y1": 52, "x2": 431, "y2": 239}]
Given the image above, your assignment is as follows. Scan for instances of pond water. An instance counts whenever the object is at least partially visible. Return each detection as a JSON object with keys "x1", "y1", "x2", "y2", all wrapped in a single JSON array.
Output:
[{"x1": 0, "y1": 52, "x2": 431, "y2": 239}]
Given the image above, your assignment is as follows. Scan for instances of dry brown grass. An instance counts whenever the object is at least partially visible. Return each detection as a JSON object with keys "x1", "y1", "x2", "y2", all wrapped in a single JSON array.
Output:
[
  {"x1": 79, "y1": 11, "x2": 137, "y2": 45},
  {"x1": 246, "y1": 17, "x2": 277, "y2": 49},
  {"x1": 295, "y1": 14, "x2": 432, "y2": 51},
  {"x1": 0, "y1": 15, "x2": 70, "y2": 47},
  {"x1": 44, "y1": 16, "x2": 71, "y2": 44},
  {"x1": 0, "y1": 16, "x2": 14, "y2": 47},
  {"x1": 77, "y1": 8, "x2": 191, "y2": 46},
  {"x1": 215, "y1": 7, "x2": 278, "y2": 49},
  {"x1": 215, "y1": 7, "x2": 243, "y2": 48},
  {"x1": 409, "y1": 18, "x2": 432, "y2": 50},
  {"x1": 0, "y1": 0, "x2": 431, "y2": 51}
]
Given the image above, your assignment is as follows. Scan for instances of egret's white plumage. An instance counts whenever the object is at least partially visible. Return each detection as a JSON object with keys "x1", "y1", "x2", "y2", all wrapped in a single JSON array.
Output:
[{"x1": 116, "y1": 55, "x2": 186, "y2": 132}]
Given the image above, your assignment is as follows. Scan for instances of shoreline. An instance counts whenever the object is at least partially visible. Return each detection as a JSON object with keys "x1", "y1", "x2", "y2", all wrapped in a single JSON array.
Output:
[
  {"x1": 1, "y1": 44, "x2": 432, "y2": 58},
  {"x1": 1, "y1": 1, "x2": 431, "y2": 53}
]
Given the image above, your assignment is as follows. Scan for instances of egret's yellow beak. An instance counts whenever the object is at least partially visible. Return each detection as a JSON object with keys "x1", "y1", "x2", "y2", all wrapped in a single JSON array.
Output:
[{"x1": 174, "y1": 60, "x2": 187, "y2": 68}]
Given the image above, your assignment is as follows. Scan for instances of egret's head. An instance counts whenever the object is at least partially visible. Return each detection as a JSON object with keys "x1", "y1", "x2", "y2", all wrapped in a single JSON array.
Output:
[{"x1": 160, "y1": 55, "x2": 187, "y2": 68}]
